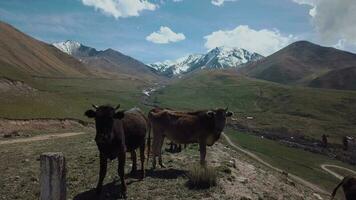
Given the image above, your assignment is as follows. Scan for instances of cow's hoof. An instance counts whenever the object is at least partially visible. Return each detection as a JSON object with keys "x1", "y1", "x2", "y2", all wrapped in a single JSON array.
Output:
[{"x1": 159, "y1": 163, "x2": 166, "y2": 168}]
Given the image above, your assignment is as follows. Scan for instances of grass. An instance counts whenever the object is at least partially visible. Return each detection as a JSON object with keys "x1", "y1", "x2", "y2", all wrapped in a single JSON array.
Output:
[
  {"x1": 152, "y1": 70, "x2": 356, "y2": 142},
  {"x1": 187, "y1": 165, "x2": 217, "y2": 189},
  {"x1": 0, "y1": 76, "x2": 152, "y2": 120},
  {"x1": 224, "y1": 129, "x2": 356, "y2": 193},
  {"x1": 0, "y1": 132, "x2": 226, "y2": 200}
]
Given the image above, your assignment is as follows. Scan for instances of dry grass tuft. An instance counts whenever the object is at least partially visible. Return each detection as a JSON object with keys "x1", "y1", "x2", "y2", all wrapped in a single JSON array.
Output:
[{"x1": 187, "y1": 164, "x2": 217, "y2": 189}]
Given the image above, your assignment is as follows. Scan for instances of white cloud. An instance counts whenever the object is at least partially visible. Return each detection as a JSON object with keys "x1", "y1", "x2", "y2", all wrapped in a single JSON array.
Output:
[
  {"x1": 81, "y1": 0, "x2": 156, "y2": 19},
  {"x1": 172, "y1": 0, "x2": 183, "y2": 2},
  {"x1": 292, "y1": 0, "x2": 318, "y2": 16},
  {"x1": 146, "y1": 26, "x2": 186, "y2": 44},
  {"x1": 204, "y1": 25, "x2": 295, "y2": 56},
  {"x1": 211, "y1": 0, "x2": 237, "y2": 7},
  {"x1": 293, "y1": 0, "x2": 356, "y2": 48}
]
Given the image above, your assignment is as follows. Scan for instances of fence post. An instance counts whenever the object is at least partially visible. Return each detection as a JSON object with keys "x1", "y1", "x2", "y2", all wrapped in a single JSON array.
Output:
[{"x1": 40, "y1": 152, "x2": 66, "y2": 200}]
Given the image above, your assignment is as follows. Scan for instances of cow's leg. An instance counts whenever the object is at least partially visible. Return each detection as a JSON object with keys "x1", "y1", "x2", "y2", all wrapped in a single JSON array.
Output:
[
  {"x1": 199, "y1": 141, "x2": 207, "y2": 167},
  {"x1": 177, "y1": 144, "x2": 182, "y2": 152},
  {"x1": 118, "y1": 152, "x2": 127, "y2": 198},
  {"x1": 139, "y1": 144, "x2": 145, "y2": 179},
  {"x1": 130, "y1": 150, "x2": 137, "y2": 175},
  {"x1": 151, "y1": 130, "x2": 162, "y2": 169},
  {"x1": 96, "y1": 153, "x2": 107, "y2": 195},
  {"x1": 159, "y1": 135, "x2": 166, "y2": 168}
]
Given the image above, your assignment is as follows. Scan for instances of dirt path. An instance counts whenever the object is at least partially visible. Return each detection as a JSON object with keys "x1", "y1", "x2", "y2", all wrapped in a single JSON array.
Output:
[
  {"x1": 221, "y1": 133, "x2": 330, "y2": 196},
  {"x1": 0, "y1": 132, "x2": 86, "y2": 145},
  {"x1": 321, "y1": 164, "x2": 356, "y2": 180}
]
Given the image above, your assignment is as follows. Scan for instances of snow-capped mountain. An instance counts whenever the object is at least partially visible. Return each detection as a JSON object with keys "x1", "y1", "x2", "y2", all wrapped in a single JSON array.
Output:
[
  {"x1": 53, "y1": 40, "x2": 97, "y2": 57},
  {"x1": 53, "y1": 40, "x2": 81, "y2": 55},
  {"x1": 149, "y1": 47, "x2": 264, "y2": 77},
  {"x1": 52, "y1": 40, "x2": 159, "y2": 80}
]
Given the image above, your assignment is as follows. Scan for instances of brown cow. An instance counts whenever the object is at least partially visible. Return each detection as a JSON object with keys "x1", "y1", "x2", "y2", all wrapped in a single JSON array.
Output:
[
  {"x1": 148, "y1": 107, "x2": 233, "y2": 168},
  {"x1": 331, "y1": 176, "x2": 356, "y2": 200},
  {"x1": 84, "y1": 105, "x2": 149, "y2": 198}
]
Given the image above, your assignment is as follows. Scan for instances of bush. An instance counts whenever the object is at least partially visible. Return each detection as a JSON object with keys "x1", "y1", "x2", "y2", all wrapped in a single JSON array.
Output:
[{"x1": 187, "y1": 164, "x2": 217, "y2": 189}]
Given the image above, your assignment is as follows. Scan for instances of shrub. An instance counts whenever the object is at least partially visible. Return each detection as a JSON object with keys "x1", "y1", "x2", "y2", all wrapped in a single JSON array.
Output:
[{"x1": 187, "y1": 164, "x2": 217, "y2": 189}]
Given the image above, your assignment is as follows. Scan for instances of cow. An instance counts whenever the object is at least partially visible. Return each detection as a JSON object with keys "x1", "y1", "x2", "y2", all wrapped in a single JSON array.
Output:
[
  {"x1": 85, "y1": 104, "x2": 127, "y2": 197},
  {"x1": 84, "y1": 105, "x2": 149, "y2": 198},
  {"x1": 147, "y1": 107, "x2": 233, "y2": 168},
  {"x1": 122, "y1": 107, "x2": 150, "y2": 178},
  {"x1": 331, "y1": 176, "x2": 356, "y2": 200}
]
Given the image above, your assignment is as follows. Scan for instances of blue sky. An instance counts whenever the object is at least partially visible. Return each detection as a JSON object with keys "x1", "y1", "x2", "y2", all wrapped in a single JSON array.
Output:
[{"x1": 0, "y1": 0, "x2": 355, "y2": 63}]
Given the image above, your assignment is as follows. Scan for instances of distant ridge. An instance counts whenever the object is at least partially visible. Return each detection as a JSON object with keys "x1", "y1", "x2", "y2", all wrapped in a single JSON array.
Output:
[
  {"x1": 53, "y1": 40, "x2": 161, "y2": 81},
  {"x1": 241, "y1": 41, "x2": 356, "y2": 88}
]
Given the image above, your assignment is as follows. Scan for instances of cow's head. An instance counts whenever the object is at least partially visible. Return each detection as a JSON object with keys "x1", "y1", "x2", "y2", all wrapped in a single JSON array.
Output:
[
  {"x1": 206, "y1": 107, "x2": 233, "y2": 145},
  {"x1": 84, "y1": 104, "x2": 124, "y2": 145}
]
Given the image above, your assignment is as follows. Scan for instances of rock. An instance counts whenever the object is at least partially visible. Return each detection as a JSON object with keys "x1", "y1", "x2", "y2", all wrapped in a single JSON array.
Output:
[
  {"x1": 14, "y1": 176, "x2": 20, "y2": 180},
  {"x1": 240, "y1": 196, "x2": 252, "y2": 200},
  {"x1": 313, "y1": 193, "x2": 323, "y2": 200},
  {"x1": 236, "y1": 176, "x2": 248, "y2": 184},
  {"x1": 287, "y1": 178, "x2": 296, "y2": 187}
]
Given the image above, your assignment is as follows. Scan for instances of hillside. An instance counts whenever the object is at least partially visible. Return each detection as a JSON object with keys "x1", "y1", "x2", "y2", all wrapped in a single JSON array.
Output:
[
  {"x1": 241, "y1": 41, "x2": 356, "y2": 86},
  {"x1": 0, "y1": 21, "x2": 92, "y2": 81},
  {"x1": 309, "y1": 66, "x2": 356, "y2": 90},
  {"x1": 0, "y1": 21, "x2": 157, "y2": 120},
  {"x1": 53, "y1": 40, "x2": 161, "y2": 81},
  {"x1": 151, "y1": 69, "x2": 356, "y2": 142}
]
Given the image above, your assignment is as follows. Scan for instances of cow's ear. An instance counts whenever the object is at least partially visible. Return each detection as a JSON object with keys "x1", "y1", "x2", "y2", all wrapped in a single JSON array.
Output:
[
  {"x1": 85, "y1": 110, "x2": 96, "y2": 118},
  {"x1": 226, "y1": 111, "x2": 233, "y2": 117},
  {"x1": 206, "y1": 111, "x2": 215, "y2": 118},
  {"x1": 114, "y1": 111, "x2": 125, "y2": 119}
]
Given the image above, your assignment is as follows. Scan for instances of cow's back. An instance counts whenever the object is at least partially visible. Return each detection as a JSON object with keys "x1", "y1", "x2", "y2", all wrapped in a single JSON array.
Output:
[
  {"x1": 149, "y1": 110, "x2": 211, "y2": 144},
  {"x1": 123, "y1": 108, "x2": 148, "y2": 151}
]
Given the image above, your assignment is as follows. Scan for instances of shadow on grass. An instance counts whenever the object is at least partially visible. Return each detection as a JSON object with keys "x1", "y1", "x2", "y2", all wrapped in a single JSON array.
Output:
[
  {"x1": 73, "y1": 181, "x2": 125, "y2": 200},
  {"x1": 146, "y1": 168, "x2": 187, "y2": 179}
]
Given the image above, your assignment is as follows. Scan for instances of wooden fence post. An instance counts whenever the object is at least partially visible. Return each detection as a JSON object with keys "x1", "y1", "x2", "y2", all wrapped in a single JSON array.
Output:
[{"x1": 40, "y1": 152, "x2": 66, "y2": 200}]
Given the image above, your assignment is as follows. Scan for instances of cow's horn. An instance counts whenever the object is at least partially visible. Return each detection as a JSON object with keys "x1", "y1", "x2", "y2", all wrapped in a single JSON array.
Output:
[
  {"x1": 115, "y1": 104, "x2": 121, "y2": 110},
  {"x1": 92, "y1": 104, "x2": 99, "y2": 109}
]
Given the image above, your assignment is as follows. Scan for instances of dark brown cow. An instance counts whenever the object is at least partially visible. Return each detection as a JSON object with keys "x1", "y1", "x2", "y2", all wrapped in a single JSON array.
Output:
[
  {"x1": 148, "y1": 107, "x2": 233, "y2": 168},
  {"x1": 122, "y1": 107, "x2": 149, "y2": 178},
  {"x1": 84, "y1": 105, "x2": 149, "y2": 198},
  {"x1": 331, "y1": 176, "x2": 356, "y2": 200},
  {"x1": 85, "y1": 104, "x2": 127, "y2": 197}
]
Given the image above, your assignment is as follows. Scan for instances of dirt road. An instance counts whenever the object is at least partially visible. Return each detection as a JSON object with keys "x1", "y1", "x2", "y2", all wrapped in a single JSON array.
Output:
[
  {"x1": 221, "y1": 133, "x2": 330, "y2": 195},
  {"x1": 0, "y1": 132, "x2": 86, "y2": 145},
  {"x1": 321, "y1": 164, "x2": 356, "y2": 180}
]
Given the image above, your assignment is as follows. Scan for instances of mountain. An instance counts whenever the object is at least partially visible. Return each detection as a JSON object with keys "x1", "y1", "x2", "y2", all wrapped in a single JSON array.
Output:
[
  {"x1": 149, "y1": 47, "x2": 263, "y2": 77},
  {"x1": 0, "y1": 21, "x2": 92, "y2": 80},
  {"x1": 241, "y1": 41, "x2": 356, "y2": 86},
  {"x1": 53, "y1": 41, "x2": 160, "y2": 81},
  {"x1": 309, "y1": 66, "x2": 356, "y2": 90}
]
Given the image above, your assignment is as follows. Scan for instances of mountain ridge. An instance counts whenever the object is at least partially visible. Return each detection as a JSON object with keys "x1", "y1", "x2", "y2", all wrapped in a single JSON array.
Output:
[
  {"x1": 53, "y1": 40, "x2": 161, "y2": 81},
  {"x1": 149, "y1": 46, "x2": 264, "y2": 77}
]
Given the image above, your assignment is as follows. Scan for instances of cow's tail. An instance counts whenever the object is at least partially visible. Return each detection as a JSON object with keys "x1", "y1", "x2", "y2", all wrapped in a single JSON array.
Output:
[{"x1": 330, "y1": 177, "x2": 346, "y2": 200}]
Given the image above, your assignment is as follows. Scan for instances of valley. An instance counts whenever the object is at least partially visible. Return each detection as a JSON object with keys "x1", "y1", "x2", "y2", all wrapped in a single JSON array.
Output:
[{"x1": 1, "y1": 19, "x2": 356, "y2": 200}]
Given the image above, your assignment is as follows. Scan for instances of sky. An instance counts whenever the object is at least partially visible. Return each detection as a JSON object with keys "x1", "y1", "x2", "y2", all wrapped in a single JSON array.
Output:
[{"x1": 0, "y1": 0, "x2": 355, "y2": 63}]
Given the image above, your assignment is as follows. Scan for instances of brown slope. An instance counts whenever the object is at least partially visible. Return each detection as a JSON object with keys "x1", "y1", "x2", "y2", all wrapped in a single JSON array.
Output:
[
  {"x1": 309, "y1": 66, "x2": 356, "y2": 90},
  {"x1": 241, "y1": 41, "x2": 356, "y2": 85},
  {"x1": 0, "y1": 21, "x2": 92, "y2": 79},
  {"x1": 77, "y1": 48, "x2": 161, "y2": 82}
]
